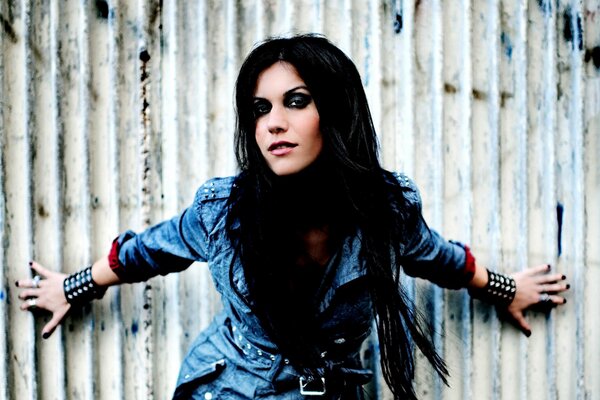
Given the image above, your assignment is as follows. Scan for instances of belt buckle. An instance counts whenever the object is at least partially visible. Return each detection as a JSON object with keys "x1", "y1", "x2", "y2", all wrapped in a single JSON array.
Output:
[{"x1": 299, "y1": 376, "x2": 326, "y2": 396}]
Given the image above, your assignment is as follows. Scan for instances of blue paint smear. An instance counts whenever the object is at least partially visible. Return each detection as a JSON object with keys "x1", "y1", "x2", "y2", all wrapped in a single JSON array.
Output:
[
  {"x1": 537, "y1": 0, "x2": 552, "y2": 14},
  {"x1": 557, "y1": 202, "x2": 564, "y2": 257},
  {"x1": 500, "y1": 32, "x2": 513, "y2": 60},
  {"x1": 0, "y1": 291, "x2": 4, "y2": 301},
  {"x1": 363, "y1": 36, "x2": 370, "y2": 86},
  {"x1": 131, "y1": 321, "x2": 139, "y2": 335}
]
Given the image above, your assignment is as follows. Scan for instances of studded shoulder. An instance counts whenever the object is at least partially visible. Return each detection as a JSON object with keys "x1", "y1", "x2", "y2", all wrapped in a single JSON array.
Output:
[
  {"x1": 195, "y1": 176, "x2": 236, "y2": 203},
  {"x1": 391, "y1": 171, "x2": 422, "y2": 209}
]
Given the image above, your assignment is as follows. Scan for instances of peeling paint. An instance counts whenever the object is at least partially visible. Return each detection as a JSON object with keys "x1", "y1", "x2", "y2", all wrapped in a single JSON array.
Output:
[
  {"x1": 472, "y1": 88, "x2": 487, "y2": 101},
  {"x1": 500, "y1": 32, "x2": 513, "y2": 60},
  {"x1": 557, "y1": 202, "x2": 564, "y2": 257},
  {"x1": 537, "y1": 0, "x2": 552, "y2": 14},
  {"x1": 444, "y1": 83, "x2": 457, "y2": 94},
  {"x1": 392, "y1": 0, "x2": 403, "y2": 34},
  {"x1": 563, "y1": 7, "x2": 583, "y2": 51},
  {"x1": 0, "y1": 12, "x2": 18, "y2": 43}
]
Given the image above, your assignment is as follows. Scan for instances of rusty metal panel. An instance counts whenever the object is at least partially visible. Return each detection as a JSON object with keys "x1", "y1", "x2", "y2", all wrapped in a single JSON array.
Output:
[{"x1": 1, "y1": 0, "x2": 598, "y2": 399}]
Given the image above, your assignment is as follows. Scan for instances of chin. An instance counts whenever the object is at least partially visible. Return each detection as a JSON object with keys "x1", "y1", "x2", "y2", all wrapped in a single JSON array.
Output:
[
  {"x1": 267, "y1": 161, "x2": 309, "y2": 176},
  {"x1": 271, "y1": 167, "x2": 302, "y2": 176}
]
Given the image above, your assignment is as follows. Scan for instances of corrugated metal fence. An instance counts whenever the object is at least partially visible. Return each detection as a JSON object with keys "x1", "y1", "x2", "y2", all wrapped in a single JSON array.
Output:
[{"x1": 1, "y1": 0, "x2": 598, "y2": 399}]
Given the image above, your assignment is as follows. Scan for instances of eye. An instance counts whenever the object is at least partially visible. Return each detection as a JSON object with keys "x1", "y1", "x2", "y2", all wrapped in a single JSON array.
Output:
[
  {"x1": 253, "y1": 100, "x2": 271, "y2": 118},
  {"x1": 286, "y1": 93, "x2": 312, "y2": 109}
]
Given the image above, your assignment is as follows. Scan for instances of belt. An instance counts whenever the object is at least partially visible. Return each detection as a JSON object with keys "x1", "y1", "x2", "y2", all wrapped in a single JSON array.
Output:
[{"x1": 230, "y1": 323, "x2": 372, "y2": 396}]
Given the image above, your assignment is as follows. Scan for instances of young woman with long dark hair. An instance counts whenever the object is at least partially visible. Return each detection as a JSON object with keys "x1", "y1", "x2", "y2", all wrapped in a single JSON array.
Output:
[{"x1": 16, "y1": 34, "x2": 569, "y2": 399}]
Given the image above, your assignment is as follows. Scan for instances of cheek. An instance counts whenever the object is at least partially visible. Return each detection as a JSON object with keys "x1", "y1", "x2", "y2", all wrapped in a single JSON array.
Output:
[
  {"x1": 308, "y1": 118, "x2": 322, "y2": 149},
  {"x1": 254, "y1": 122, "x2": 267, "y2": 148}
]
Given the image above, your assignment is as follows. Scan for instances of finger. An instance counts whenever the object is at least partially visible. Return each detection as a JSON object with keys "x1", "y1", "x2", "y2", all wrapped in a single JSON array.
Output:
[
  {"x1": 29, "y1": 261, "x2": 53, "y2": 278},
  {"x1": 535, "y1": 273, "x2": 567, "y2": 284},
  {"x1": 20, "y1": 297, "x2": 39, "y2": 311},
  {"x1": 41, "y1": 306, "x2": 69, "y2": 339},
  {"x1": 41, "y1": 313, "x2": 63, "y2": 339},
  {"x1": 548, "y1": 294, "x2": 567, "y2": 305},
  {"x1": 512, "y1": 312, "x2": 532, "y2": 337},
  {"x1": 527, "y1": 264, "x2": 552, "y2": 276},
  {"x1": 16, "y1": 278, "x2": 41, "y2": 289},
  {"x1": 539, "y1": 282, "x2": 570, "y2": 293},
  {"x1": 18, "y1": 288, "x2": 41, "y2": 299}
]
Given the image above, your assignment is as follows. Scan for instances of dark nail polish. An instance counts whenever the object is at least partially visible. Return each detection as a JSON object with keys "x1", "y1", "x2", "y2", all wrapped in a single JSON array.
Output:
[
  {"x1": 525, "y1": 330, "x2": 531, "y2": 337},
  {"x1": 15, "y1": 280, "x2": 19, "y2": 287},
  {"x1": 566, "y1": 284, "x2": 571, "y2": 289},
  {"x1": 547, "y1": 264, "x2": 552, "y2": 270},
  {"x1": 42, "y1": 332, "x2": 50, "y2": 339},
  {"x1": 29, "y1": 261, "x2": 33, "y2": 267},
  {"x1": 562, "y1": 275, "x2": 566, "y2": 280},
  {"x1": 563, "y1": 299, "x2": 567, "y2": 304}
]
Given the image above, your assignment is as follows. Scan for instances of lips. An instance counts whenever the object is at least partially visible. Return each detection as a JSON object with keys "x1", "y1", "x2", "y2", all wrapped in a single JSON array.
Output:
[{"x1": 268, "y1": 141, "x2": 297, "y2": 153}]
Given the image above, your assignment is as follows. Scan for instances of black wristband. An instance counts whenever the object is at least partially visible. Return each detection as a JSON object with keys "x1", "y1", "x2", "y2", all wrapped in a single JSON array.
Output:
[
  {"x1": 468, "y1": 269, "x2": 516, "y2": 308},
  {"x1": 63, "y1": 265, "x2": 107, "y2": 306}
]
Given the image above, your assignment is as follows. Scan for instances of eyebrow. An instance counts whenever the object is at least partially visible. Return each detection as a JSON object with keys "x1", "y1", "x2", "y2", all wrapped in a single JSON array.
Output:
[{"x1": 253, "y1": 85, "x2": 310, "y2": 100}]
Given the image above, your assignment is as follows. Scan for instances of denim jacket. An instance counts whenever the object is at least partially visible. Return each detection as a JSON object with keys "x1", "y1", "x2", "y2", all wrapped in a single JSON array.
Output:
[{"x1": 113, "y1": 173, "x2": 473, "y2": 399}]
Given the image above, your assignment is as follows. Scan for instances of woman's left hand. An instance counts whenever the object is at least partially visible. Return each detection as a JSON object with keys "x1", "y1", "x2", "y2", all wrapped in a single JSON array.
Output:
[{"x1": 506, "y1": 264, "x2": 569, "y2": 336}]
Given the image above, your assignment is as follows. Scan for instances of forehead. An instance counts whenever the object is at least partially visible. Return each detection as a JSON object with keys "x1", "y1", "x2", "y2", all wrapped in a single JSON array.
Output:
[{"x1": 253, "y1": 61, "x2": 306, "y2": 96}]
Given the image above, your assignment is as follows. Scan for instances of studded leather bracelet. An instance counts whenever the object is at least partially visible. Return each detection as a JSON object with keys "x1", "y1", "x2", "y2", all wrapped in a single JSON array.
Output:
[
  {"x1": 63, "y1": 265, "x2": 107, "y2": 306},
  {"x1": 468, "y1": 269, "x2": 516, "y2": 308}
]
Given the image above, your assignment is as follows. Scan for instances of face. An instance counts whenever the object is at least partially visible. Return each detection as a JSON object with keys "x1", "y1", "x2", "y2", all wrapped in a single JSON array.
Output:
[{"x1": 253, "y1": 62, "x2": 323, "y2": 176}]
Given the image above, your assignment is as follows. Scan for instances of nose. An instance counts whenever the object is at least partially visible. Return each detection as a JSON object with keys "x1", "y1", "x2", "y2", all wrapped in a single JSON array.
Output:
[{"x1": 266, "y1": 106, "x2": 288, "y2": 134}]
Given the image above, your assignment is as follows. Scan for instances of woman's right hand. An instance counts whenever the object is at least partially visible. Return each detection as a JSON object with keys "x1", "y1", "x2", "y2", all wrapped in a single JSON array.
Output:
[{"x1": 16, "y1": 261, "x2": 71, "y2": 339}]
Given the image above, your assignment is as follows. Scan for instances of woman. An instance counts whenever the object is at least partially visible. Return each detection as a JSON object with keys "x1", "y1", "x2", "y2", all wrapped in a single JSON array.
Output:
[{"x1": 16, "y1": 34, "x2": 569, "y2": 399}]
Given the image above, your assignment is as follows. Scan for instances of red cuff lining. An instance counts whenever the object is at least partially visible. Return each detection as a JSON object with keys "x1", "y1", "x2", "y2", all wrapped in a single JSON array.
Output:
[
  {"x1": 108, "y1": 236, "x2": 123, "y2": 273},
  {"x1": 463, "y1": 244, "x2": 476, "y2": 282}
]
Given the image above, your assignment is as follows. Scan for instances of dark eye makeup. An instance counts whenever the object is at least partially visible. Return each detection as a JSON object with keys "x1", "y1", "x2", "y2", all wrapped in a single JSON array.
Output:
[
  {"x1": 252, "y1": 90, "x2": 313, "y2": 119},
  {"x1": 285, "y1": 92, "x2": 312, "y2": 108},
  {"x1": 253, "y1": 99, "x2": 272, "y2": 117}
]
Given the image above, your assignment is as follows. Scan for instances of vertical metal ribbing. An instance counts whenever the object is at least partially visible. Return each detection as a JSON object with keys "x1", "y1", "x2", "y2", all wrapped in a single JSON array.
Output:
[
  {"x1": 57, "y1": 0, "x2": 95, "y2": 398},
  {"x1": 88, "y1": 0, "x2": 123, "y2": 398},
  {"x1": 440, "y1": 0, "x2": 473, "y2": 398},
  {"x1": 555, "y1": 1, "x2": 585, "y2": 399},
  {"x1": 411, "y1": 1, "x2": 445, "y2": 399},
  {"x1": 391, "y1": 0, "x2": 415, "y2": 175},
  {"x1": 30, "y1": 1, "x2": 65, "y2": 399},
  {"x1": 138, "y1": 3, "x2": 155, "y2": 398},
  {"x1": 175, "y1": 0, "x2": 211, "y2": 360},
  {"x1": 430, "y1": 1, "x2": 445, "y2": 398},
  {"x1": 115, "y1": 0, "x2": 148, "y2": 397},
  {"x1": 500, "y1": 1, "x2": 529, "y2": 398},
  {"x1": 582, "y1": 2, "x2": 600, "y2": 399},
  {"x1": 0, "y1": 1, "x2": 6, "y2": 395},
  {"x1": 4, "y1": 1, "x2": 36, "y2": 399},
  {"x1": 526, "y1": 1, "x2": 558, "y2": 399},
  {"x1": 155, "y1": 1, "x2": 181, "y2": 397},
  {"x1": 498, "y1": 1, "x2": 529, "y2": 399},
  {"x1": 470, "y1": 0, "x2": 502, "y2": 399},
  {"x1": 565, "y1": 2, "x2": 585, "y2": 399}
]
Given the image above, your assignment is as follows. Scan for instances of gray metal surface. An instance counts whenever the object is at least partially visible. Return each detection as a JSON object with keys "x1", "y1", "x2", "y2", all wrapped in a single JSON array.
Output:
[{"x1": 1, "y1": 0, "x2": 598, "y2": 399}]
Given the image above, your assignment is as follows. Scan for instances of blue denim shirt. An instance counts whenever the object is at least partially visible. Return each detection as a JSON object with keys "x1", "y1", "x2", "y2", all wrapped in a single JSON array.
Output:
[{"x1": 114, "y1": 173, "x2": 471, "y2": 399}]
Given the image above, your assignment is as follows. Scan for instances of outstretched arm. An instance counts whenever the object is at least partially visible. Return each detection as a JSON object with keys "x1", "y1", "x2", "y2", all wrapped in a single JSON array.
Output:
[{"x1": 16, "y1": 257, "x2": 120, "y2": 339}]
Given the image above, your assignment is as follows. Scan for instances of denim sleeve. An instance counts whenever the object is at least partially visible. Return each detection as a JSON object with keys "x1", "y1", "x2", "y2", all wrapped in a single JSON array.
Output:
[
  {"x1": 115, "y1": 187, "x2": 211, "y2": 283},
  {"x1": 396, "y1": 173, "x2": 475, "y2": 289}
]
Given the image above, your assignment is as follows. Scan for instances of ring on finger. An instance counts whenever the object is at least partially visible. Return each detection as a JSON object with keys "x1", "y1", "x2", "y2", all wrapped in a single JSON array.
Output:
[
  {"x1": 27, "y1": 298, "x2": 37, "y2": 308},
  {"x1": 539, "y1": 293, "x2": 551, "y2": 304},
  {"x1": 32, "y1": 275, "x2": 41, "y2": 288}
]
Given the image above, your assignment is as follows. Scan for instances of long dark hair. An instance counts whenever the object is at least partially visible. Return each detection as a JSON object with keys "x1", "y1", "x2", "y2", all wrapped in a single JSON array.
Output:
[{"x1": 226, "y1": 33, "x2": 447, "y2": 399}]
